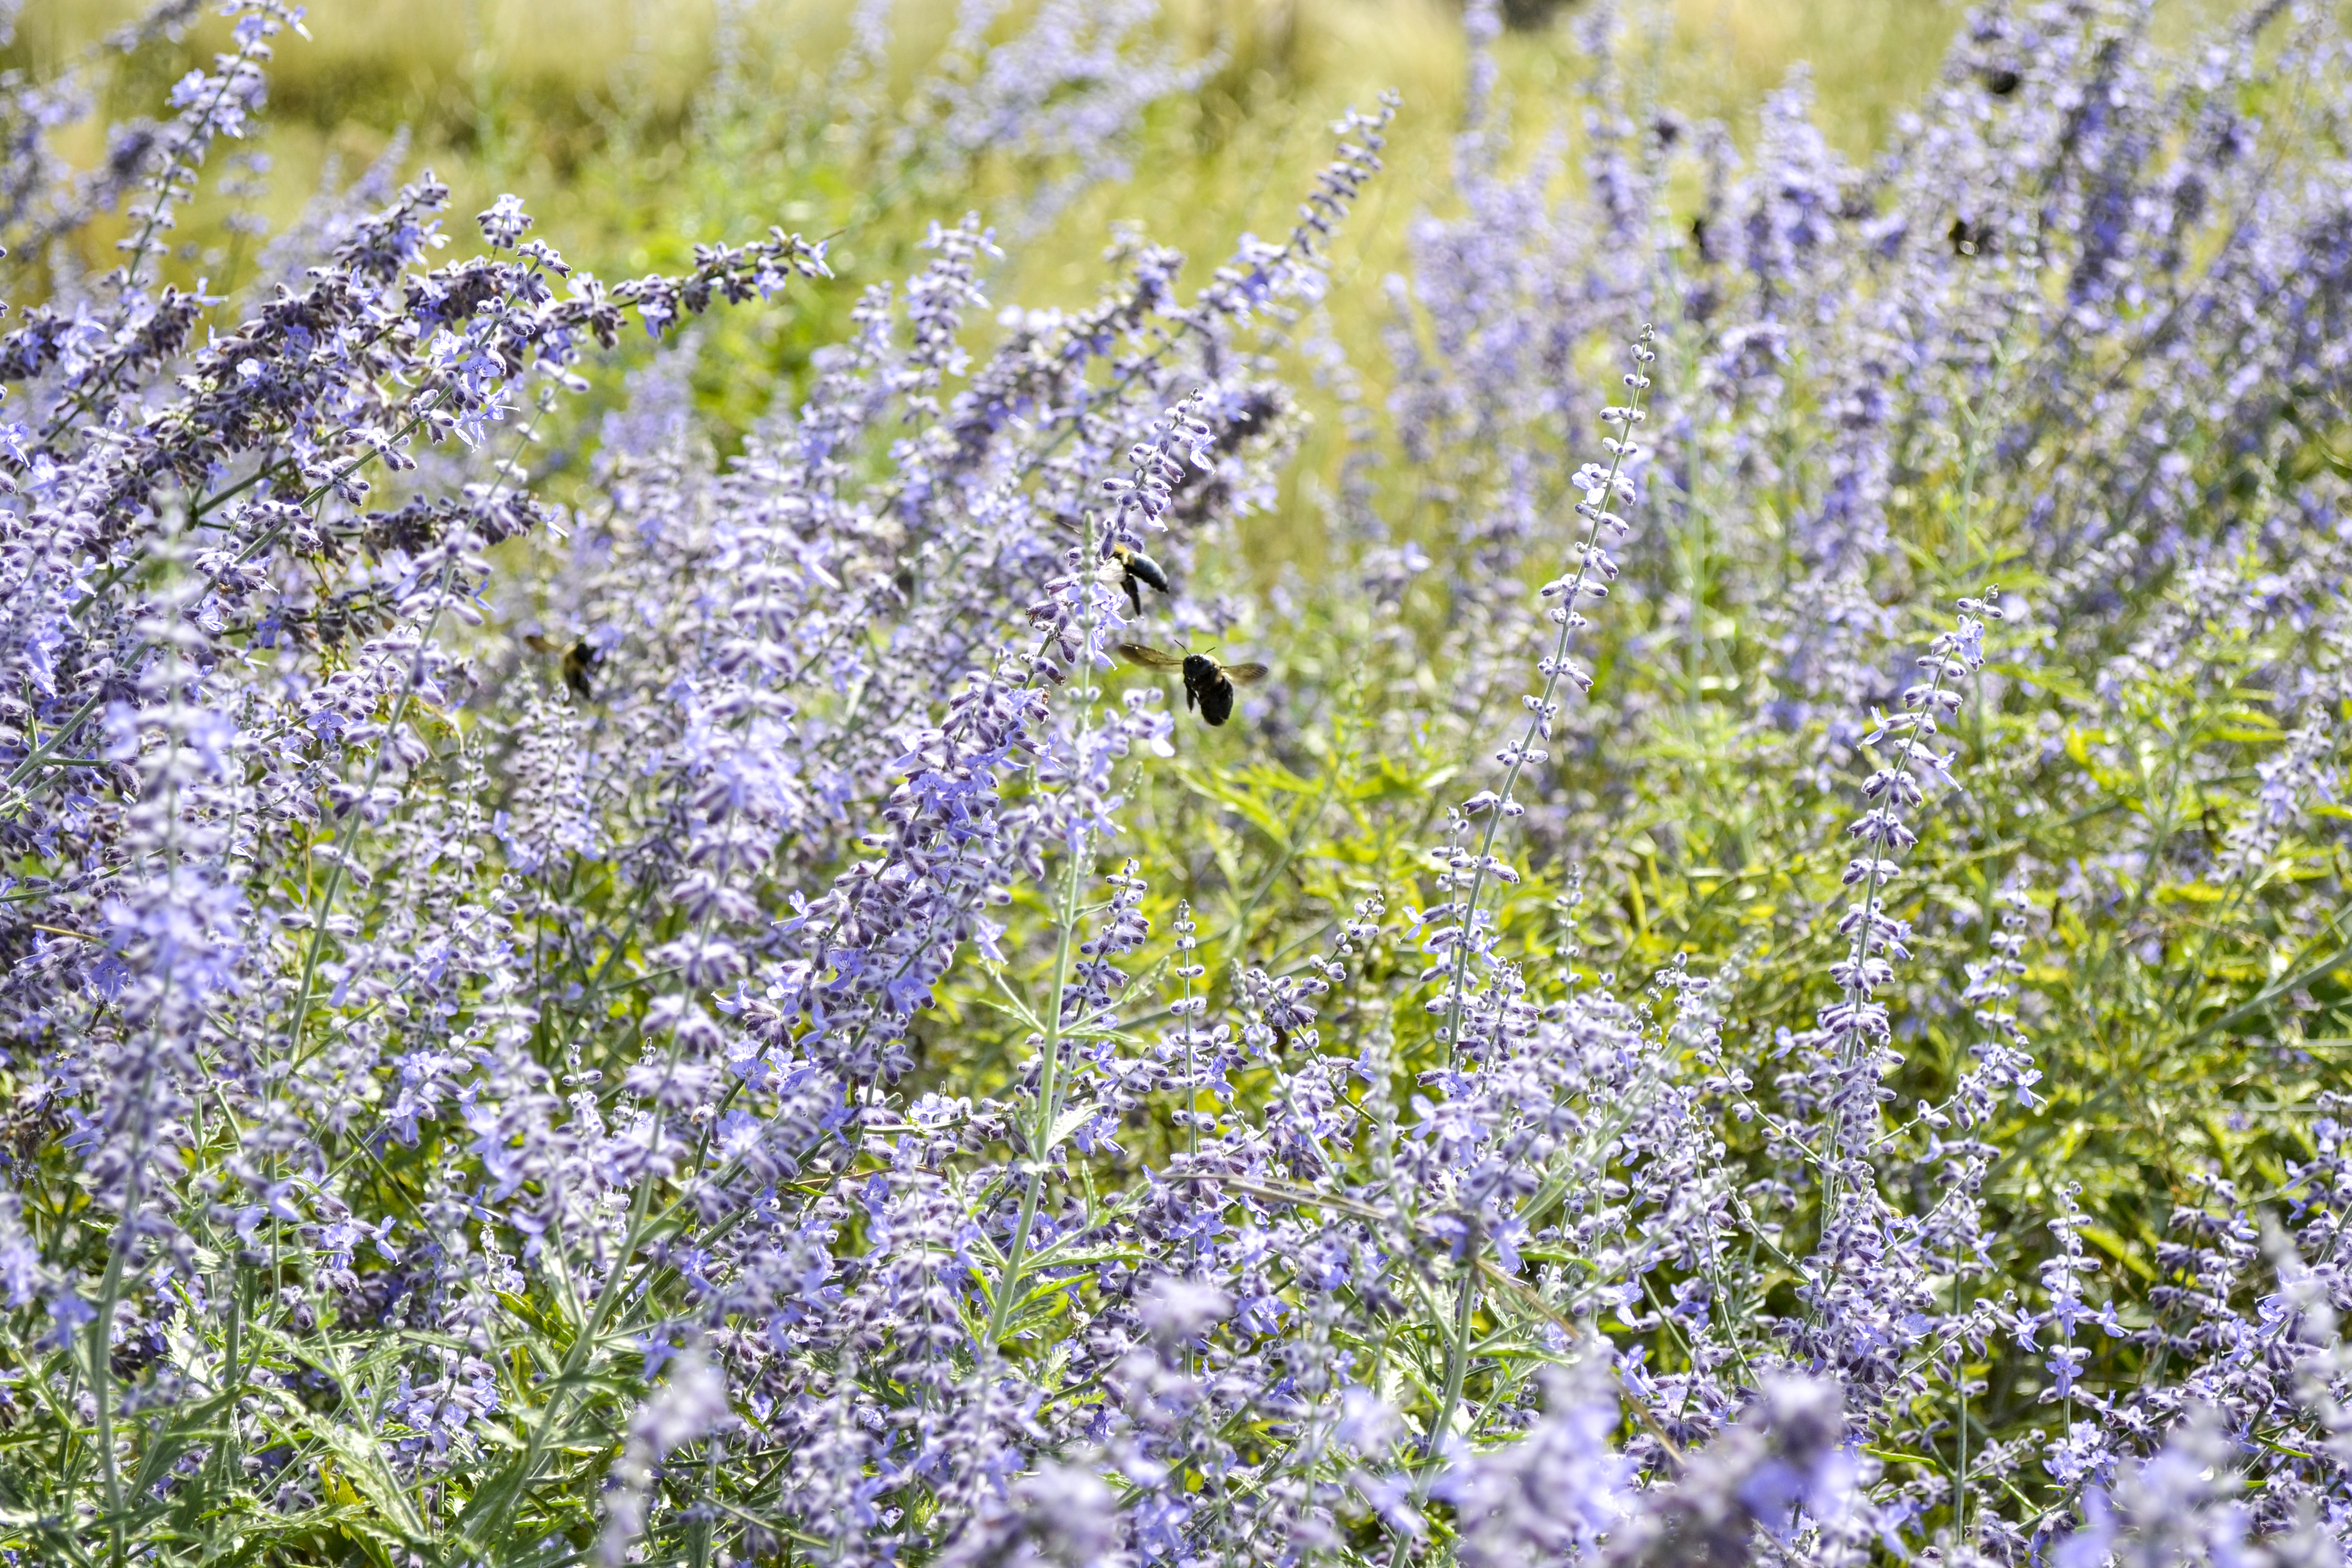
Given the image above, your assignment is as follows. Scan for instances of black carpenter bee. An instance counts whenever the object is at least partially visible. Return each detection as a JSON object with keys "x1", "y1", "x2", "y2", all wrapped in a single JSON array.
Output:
[
  {"x1": 1116, "y1": 643, "x2": 1267, "y2": 726},
  {"x1": 1110, "y1": 545, "x2": 1172, "y2": 618},
  {"x1": 524, "y1": 634, "x2": 602, "y2": 701}
]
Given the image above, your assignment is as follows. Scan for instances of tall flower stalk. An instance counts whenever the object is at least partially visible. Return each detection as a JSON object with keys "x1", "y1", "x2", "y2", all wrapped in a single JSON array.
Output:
[{"x1": 1431, "y1": 325, "x2": 1655, "y2": 1070}]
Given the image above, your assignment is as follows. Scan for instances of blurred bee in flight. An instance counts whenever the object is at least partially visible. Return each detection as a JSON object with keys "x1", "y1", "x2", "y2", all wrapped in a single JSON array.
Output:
[
  {"x1": 1116, "y1": 643, "x2": 1266, "y2": 726},
  {"x1": 1110, "y1": 544, "x2": 1171, "y2": 617},
  {"x1": 524, "y1": 634, "x2": 602, "y2": 701}
]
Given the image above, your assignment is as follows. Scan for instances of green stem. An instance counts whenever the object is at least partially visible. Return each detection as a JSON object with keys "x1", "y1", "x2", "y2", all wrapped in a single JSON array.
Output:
[
  {"x1": 987, "y1": 712, "x2": 1096, "y2": 1349},
  {"x1": 1953, "y1": 1263, "x2": 1968, "y2": 1539},
  {"x1": 1427, "y1": 1263, "x2": 1479, "y2": 1469},
  {"x1": 1387, "y1": 1263, "x2": 1480, "y2": 1568}
]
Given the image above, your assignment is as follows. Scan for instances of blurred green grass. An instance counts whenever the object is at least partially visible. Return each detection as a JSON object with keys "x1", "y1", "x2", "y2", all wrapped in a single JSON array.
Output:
[
  {"x1": 17, "y1": 0, "x2": 1963, "y2": 303},
  {"x1": 19, "y1": 0, "x2": 1963, "y2": 164},
  {"x1": 6, "y1": 0, "x2": 1970, "y2": 575}
]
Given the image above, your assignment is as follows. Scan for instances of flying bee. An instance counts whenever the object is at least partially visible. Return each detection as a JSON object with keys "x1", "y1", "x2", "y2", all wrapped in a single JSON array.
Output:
[
  {"x1": 524, "y1": 634, "x2": 603, "y2": 701},
  {"x1": 1949, "y1": 215, "x2": 1992, "y2": 258},
  {"x1": 1116, "y1": 643, "x2": 1267, "y2": 727},
  {"x1": 1110, "y1": 544, "x2": 1172, "y2": 618}
]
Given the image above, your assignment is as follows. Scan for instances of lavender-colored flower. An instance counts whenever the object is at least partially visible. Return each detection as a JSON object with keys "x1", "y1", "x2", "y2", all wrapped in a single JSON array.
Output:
[{"x1": 0, "y1": 2, "x2": 2349, "y2": 1565}]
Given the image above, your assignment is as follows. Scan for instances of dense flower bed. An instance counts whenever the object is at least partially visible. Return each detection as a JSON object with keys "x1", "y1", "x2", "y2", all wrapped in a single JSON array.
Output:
[{"x1": 5, "y1": 1, "x2": 2352, "y2": 1563}]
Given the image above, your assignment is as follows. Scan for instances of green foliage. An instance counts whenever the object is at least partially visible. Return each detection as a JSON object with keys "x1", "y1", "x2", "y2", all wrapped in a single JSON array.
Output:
[{"x1": 8, "y1": 1, "x2": 2352, "y2": 1561}]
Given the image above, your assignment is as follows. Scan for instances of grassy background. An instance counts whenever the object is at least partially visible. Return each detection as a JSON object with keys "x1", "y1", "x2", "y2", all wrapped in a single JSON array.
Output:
[
  {"x1": 14, "y1": 2, "x2": 2351, "y2": 1535},
  {"x1": 11, "y1": 0, "x2": 1969, "y2": 569},
  {"x1": 18, "y1": 0, "x2": 1966, "y2": 174}
]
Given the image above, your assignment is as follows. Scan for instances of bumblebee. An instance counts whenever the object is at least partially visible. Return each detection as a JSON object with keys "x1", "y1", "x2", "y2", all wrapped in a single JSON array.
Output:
[
  {"x1": 1110, "y1": 545, "x2": 1171, "y2": 618},
  {"x1": 524, "y1": 634, "x2": 603, "y2": 701},
  {"x1": 1116, "y1": 642, "x2": 1267, "y2": 726}
]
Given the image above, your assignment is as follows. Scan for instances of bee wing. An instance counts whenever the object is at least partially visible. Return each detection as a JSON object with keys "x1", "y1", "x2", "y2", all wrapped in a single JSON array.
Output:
[
  {"x1": 522, "y1": 634, "x2": 561, "y2": 655},
  {"x1": 1116, "y1": 642, "x2": 1187, "y2": 670},
  {"x1": 1220, "y1": 662, "x2": 1269, "y2": 685}
]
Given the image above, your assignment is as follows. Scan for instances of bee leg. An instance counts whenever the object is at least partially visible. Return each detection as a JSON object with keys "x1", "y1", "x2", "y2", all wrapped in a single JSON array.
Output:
[{"x1": 1123, "y1": 574, "x2": 1143, "y2": 618}]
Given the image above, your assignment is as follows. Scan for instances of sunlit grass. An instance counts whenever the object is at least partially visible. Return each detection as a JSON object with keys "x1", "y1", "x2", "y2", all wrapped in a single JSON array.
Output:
[{"x1": 8, "y1": 0, "x2": 1957, "y2": 472}]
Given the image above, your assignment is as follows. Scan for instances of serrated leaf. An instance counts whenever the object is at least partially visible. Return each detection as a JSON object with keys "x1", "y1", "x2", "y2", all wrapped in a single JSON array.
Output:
[
  {"x1": 311, "y1": 1419, "x2": 428, "y2": 1542},
  {"x1": 1047, "y1": 1099, "x2": 1098, "y2": 1152}
]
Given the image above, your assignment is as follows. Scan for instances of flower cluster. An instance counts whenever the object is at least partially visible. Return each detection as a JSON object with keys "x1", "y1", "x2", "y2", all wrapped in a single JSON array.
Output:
[{"x1": 2, "y1": 2, "x2": 2352, "y2": 1566}]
